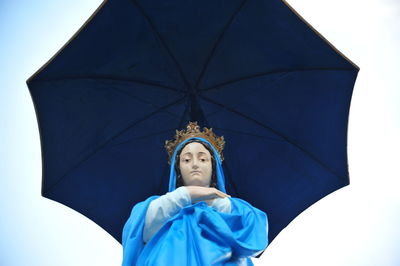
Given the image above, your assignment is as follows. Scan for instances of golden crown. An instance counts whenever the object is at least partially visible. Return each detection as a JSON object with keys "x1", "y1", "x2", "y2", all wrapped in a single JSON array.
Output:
[{"x1": 165, "y1": 121, "x2": 225, "y2": 164}]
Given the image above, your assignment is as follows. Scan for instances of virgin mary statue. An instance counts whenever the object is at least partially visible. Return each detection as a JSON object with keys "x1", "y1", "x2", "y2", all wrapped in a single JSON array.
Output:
[{"x1": 121, "y1": 122, "x2": 269, "y2": 265}]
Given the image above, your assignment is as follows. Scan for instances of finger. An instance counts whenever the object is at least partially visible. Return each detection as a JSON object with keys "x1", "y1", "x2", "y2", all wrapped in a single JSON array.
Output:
[
  {"x1": 213, "y1": 188, "x2": 231, "y2": 198},
  {"x1": 219, "y1": 192, "x2": 231, "y2": 198}
]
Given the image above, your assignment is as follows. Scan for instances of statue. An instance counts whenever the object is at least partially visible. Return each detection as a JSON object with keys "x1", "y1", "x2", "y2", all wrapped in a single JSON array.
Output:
[{"x1": 121, "y1": 122, "x2": 269, "y2": 265}]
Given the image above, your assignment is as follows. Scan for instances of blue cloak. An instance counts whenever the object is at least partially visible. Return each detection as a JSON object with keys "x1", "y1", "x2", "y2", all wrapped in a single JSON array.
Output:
[{"x1": 122, "y1": 137, "x2": 268, "y2": 265}]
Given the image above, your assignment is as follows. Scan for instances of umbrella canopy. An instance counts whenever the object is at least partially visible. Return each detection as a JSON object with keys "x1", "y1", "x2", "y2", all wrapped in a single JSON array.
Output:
[{"x1": 26, "y1": 0, "x2": 359, "y2": 246}]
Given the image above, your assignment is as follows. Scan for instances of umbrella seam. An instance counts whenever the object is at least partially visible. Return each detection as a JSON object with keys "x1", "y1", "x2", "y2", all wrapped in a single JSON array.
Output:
[
  {"x1": 213, "y1": 127, "x2": 284, "y2": 142},
  {"x1": 200, "y1": 68, "x2": 355, "y2": 92},
  {"x1": 106, "y1": 86, "x2": 183, "y2": 120},
  {"x1": 30, "y1": 76, "x2": 184, "y2": 93},
  {"x1": 194, "y1": 0, "x2": 250, "y2": 92},
  {"x1": 31, "y1": 77, "x2": 184, "y2": 120},
  {"x1": 110, "y1": 128, "x2": 183, "y2": 145},
  {"x1": 177, "y1": 96, "x2": 191, "y2": 129},
  {"x1": 221, "y1": 159, "x2": 241, "y2": 198},
  {"x1": 42, "y1": 96, "x2": 187, "y2": 194},
  {"x1": 200, "y1": 94, "x2": 347, "y2": 181},
  {"x1": 130, "y1": 0, "x2": 191, "y2": 90}
]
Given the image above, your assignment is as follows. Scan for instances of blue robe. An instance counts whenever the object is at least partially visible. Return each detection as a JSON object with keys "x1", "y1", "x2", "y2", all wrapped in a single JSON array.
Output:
[{"x1": 122, "y1": 195, "x2": 268, "y2": 265}]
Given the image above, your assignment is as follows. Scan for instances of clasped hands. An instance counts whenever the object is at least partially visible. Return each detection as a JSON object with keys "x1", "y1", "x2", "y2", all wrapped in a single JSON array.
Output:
[{"x1": 185, "y1": 186, "x2": 231, "y2": 206}]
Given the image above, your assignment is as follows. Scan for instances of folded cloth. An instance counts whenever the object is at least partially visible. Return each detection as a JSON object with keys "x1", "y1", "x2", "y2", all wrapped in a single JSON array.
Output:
[
  {"x1": 122, "y1": 190, "x2": 268, "y2": 266},
  {"x1": 143, "y1": 187, "x2": 232, "y2": 243}
]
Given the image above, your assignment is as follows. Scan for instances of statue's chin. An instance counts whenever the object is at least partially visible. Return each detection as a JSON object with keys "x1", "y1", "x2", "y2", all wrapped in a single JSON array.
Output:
[
  {"x1": 184, "y1": 180, "x2": 210, "y2": 188},
  {"x1": 182, "y1": 174, "x2": 211, "y2": 187}
]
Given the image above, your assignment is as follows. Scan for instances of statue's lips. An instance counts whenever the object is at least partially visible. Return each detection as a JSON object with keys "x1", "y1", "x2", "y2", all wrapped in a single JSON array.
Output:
[{"x1": 190, "y1": 171, "x2": 201, "y2": 174}]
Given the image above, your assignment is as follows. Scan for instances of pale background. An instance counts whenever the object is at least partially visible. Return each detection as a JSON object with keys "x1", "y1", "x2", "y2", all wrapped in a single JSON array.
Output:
[{"x1": 1, "y1": 0, "x2": 399, "y2": 265}]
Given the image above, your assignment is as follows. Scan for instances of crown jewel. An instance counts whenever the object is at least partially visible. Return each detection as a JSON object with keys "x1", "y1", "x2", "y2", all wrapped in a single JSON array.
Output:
[{"x1": 165, "y1": 121, "x2": 225, "y2": 164}]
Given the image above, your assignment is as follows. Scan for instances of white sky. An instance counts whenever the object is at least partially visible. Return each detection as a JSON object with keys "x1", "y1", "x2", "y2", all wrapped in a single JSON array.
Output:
[{"x1": 0, "y1": 0, "x2": 399, "y2": 265}]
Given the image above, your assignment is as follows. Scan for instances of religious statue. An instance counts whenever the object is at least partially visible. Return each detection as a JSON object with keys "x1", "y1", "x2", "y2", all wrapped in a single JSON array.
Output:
[{"x1": 121, "y1": 122, "x2": 269, "y2": 265}]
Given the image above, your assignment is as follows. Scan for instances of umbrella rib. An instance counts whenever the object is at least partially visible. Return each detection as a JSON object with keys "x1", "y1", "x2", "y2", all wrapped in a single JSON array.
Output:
[
  {"x1": 177, "y1": 97, "x2": 191, "y2": 129},
  {"x1": 130, "y1": 0, "x2": 191, "y2": 90},
  {"x1": 112, "y1": 98, "x2": 191, "y2": 146},
  {"x1": 222, "y1": 160, "x2": 241, "y2": 198},
  {"x1": 194, "y1": 0, "x2": 249, "y2": 91},
  {"x1": 200, "y1": 95, "x2": 346, "y2": 181},
  {"x1": 31, "y1": 76, "x2": 184, "y2": 93},
  {"x1": 213, "y1": 127, "x2": 283, "y2": 142},
  {"x1": 202, "y1": 72, "x2": 291, "y2": 119},
  {"x1": 200, "y1": 68, "x2": 355, "y2": 92},
  {"x1": 107, "y1": 86, "x2": 182, "y2": 119},
  {"x1": 111, "y1": 128, "x2": 179, "y2": 146},
  {"x1": 43, "y1": 96, "x2": 187, "y2": 194}
]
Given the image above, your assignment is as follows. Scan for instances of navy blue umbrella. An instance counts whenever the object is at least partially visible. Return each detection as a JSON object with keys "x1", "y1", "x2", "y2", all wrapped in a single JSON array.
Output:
[{"x1": 26, "y1": 0, "x2": 359, "y2": 249}]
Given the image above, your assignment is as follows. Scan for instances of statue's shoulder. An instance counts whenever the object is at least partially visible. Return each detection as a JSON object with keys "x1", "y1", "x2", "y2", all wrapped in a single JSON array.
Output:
[{"x1": 229, "y1": 197, "x2": 266, "y2": 216}]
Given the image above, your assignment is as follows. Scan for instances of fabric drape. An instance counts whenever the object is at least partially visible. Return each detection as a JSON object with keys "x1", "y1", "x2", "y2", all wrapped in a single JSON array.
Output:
[{"x1": 122, "y1": 195, "x2": 268, "y2": 265}]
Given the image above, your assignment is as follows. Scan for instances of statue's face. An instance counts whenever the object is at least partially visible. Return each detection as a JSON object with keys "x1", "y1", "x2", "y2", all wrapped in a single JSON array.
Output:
[{"x1": 179, "y1": 142, "x2": 212, "y2": 187}]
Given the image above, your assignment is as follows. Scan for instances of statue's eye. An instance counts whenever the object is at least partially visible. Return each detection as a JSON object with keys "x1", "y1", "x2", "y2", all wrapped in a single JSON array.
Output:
[{"x1": 184, "y1": 159, "x2": 190, "y2": 162}]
